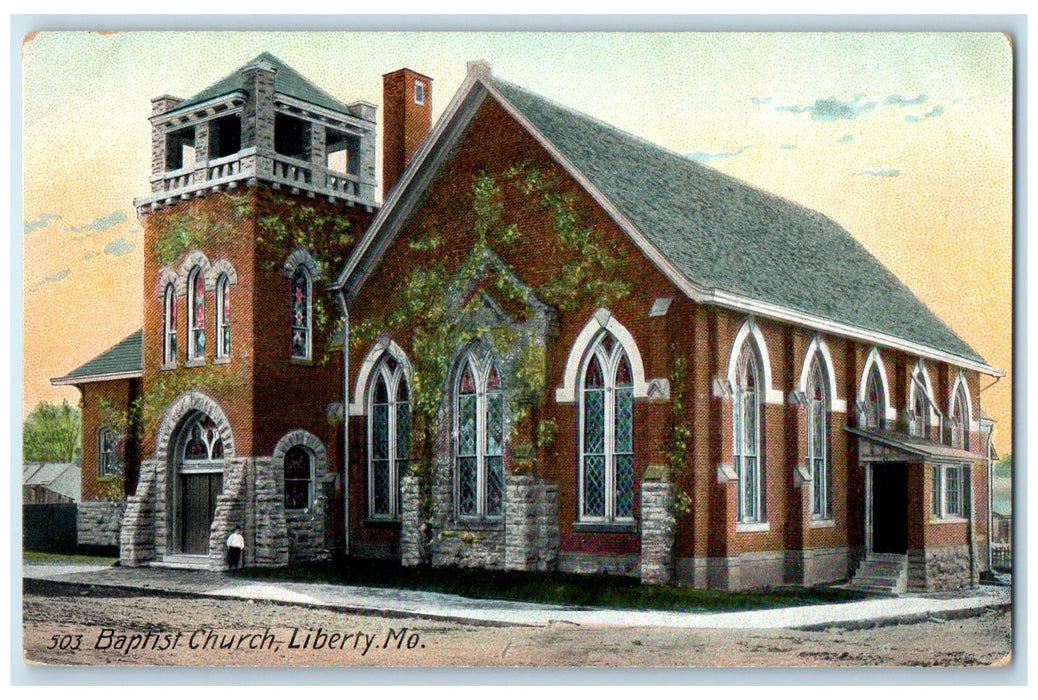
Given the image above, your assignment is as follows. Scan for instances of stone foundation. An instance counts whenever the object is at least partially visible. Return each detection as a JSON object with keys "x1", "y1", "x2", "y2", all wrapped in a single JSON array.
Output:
[
  {"x1": 704, "y1": 551, "x2": 786, "y2": 591},
  {"x1": 782, "y1": 546, "x2": 849, "y2": 587},
  {"x1": 640, "y1": 479, "x2": 675, "y2": 584},
  {"x1": 120, "y1": 460, "x2": 158, "y2": 566},
  {"x1": 908, "y1": 544, "x2": 976, "y2": 592},
  {"x1": 78, "y1": 500, "x2": 126, "y2": 548},
  {"x1": 558, "y1": 551, "x2": 639, "y2": 577}
]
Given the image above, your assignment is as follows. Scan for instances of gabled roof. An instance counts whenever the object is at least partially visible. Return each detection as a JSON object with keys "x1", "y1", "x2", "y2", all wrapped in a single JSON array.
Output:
[
  {"x1": 336, "y1": 65, "x2": 999, "y2": 376},
  {"x1": 845, "y1": 427, "x2": 978, "y2": 464},
  {"x1": 23, "y1": 462, "x2": 81, "y2": 502},
  {"x1": 52, "y1": 330, "x2": 142, "y2": 386},
  {"x1": 170, "y1": 52, "x2": 354, "y2": 116}
]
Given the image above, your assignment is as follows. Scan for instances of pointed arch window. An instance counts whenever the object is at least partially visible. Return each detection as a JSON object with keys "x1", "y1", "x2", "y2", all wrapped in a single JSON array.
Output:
[
  {"x1": 734, "y1": 342, "x2": 763, "y2": 523},
  {"x1": 806, "y1": 356, "x2": 830, "y2": 519},
  {"x1": 910, "y1": 363, "x2": 932, "y2": 438},
  {"x1": 98, "y1": 427, "x2": 118, "y2": 477},
  {"x1": 187, "y1": 267, "x2": 205, "y2": 361},
  {"x1": 580, "y1": 332, "x2": 635, "y2": 522},
  {"x1": 284, "y1": 445, "x2": 314, "y2": 510},
  {"x1": 951, "y1": 382, "x2": 970, "y2": 450},
  {"x1": 163, "y1": 283, "x2": 177, "y2": 365},
  {"x1": 454, "y1": 348, "x2": 504, "y2": 520},
  {"x1": 215, "y1": 273, "x2": 231, "y2": 359},
  {"x1": 863, "y1": 364, "x2": 885, "y2": 429},
  {"x1": 369, "y1": 354, "x2": 410, "y2": 519},
  {"x1": 182, "y1": 413, "x2": 225, "y2": 463},
  {"x1": 291, "y1": 266, "x2": 311, "y2": 359}
]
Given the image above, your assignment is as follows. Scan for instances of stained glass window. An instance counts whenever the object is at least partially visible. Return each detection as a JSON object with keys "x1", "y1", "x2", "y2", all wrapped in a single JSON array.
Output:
[
  {"x1": 181, "y1": 413, "x2": 224, "y2": 462},
  {"x1": 454, "y1": 347, "x2": 505, "y2": 519},
  {"x1": 734, "y1": 342, "x2": 762, "y2": 523},
  {"x1": 368, "y1": 353, "x2": 411, "y2": 519},
  {"x1": 216, "y1": 274, "x2": 231, "y2": 359},
  {"x1": 284, "y1": 445, "x2": 313, "y2": 510},
  {"x1": 807, "y1": 356, "x2": 830, "y2": 519},
  {"x1": 98, "y1": 427, "x2": 118, "y2": 477},
  {"x1": 188, "y1": 267, "x2": 205, "y2": 361},
  {"x1": 291, "y1": 267, "x2": 311, "y2": 359},
  {"x1": 164, "y1": 284, "x2": 177, "y2": 365},
  {"x1": 580, "y1": 332, "x2": 636, "y2": 522}
]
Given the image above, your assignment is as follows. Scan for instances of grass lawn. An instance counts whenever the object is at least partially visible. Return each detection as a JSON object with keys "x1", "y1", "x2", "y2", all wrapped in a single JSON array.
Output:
[
  {"x1": 23, "y1": 551, "x2": 118, "y2": 566},
  {"x1": 238, "y1": 558, "x2": 873, "y2": 612}
]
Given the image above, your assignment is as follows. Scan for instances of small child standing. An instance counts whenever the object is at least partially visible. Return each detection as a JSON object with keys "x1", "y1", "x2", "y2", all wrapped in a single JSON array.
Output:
[{"x1": 226, "y1": 527, "x2": 245, "y2": 570}]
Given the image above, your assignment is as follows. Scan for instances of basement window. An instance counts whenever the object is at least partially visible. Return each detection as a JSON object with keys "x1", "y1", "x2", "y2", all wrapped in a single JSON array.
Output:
[
  {"x1": 165, "y1": 126, "x2": 196, "y2": 171},
  {"x1": 325, "y1": 128, "x2": 360, "y2": 176},
  {"x1": 274, "y1": 113, "x2": 311, "y2": 160},
  {"x1": 208, "y1": 114, "x2": 242, "y2": 159},
  {"x1": 414, "y1": 80, "x2": 425, "y2": 105}
]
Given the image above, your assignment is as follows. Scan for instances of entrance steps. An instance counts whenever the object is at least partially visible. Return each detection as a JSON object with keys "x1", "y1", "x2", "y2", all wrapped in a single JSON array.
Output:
[
  {"x1": 844, "y1": 553, "x2": 907, "y2": 595},
  {"x1": 150, "y1": 554, "x2": 214, "y2": 570}
]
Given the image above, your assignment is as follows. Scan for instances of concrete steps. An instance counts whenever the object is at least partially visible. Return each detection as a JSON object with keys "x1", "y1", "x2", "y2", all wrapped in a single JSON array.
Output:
[
  {"x1": 150, "y1": 554, "x2": 214, "y2": 570},
  {"x1": 844, "y1": 553, "x2": 907, "y2": 595}
]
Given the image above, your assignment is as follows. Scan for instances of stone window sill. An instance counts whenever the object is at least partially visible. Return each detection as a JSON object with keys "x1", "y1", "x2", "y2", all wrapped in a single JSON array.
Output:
[
  {"x1": 448, "y1": 519, "x2": 504, "y2": 532},
  {"x1": 290, "y1": 357, "x2": 314, "y2": 367},
  {"x1": 185, "y1": 358, "x2": 206, "y2": 368},
  {"x1": 363, "y1": 518, "x2": 402, "y2": 528},
  {"x1": 572, "y1": 521, "x2": 637, "y2": 534},
  {"x1": 213, "y1": 356, "x2": 231, "y2": 365},
  {"x1": 929, "y1": 516, "x2": 968, "y2": 525},
  {"x1": 736, "y1": 521, "x2": 770, "y2": 533},
  {"x1": 160, "y1": 362, "x2": 177, "y2": 371},
  {"x1": 809, "y1": 518, "x2": 835, "y2": 529}
]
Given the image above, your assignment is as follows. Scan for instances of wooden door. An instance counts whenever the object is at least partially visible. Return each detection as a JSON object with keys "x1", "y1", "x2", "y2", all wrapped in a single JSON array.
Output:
[
  {"x1": 872, "y1": 463, "x2": 908, "y2": 554},
  {"x1": 180, "y1": 472, "x2": 222, "y2": 554}
]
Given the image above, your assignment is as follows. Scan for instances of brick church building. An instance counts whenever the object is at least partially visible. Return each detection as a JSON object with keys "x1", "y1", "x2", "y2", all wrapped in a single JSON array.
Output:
[{"x1": 53, "y1": 53, "x2": 1001, "y2": 592}]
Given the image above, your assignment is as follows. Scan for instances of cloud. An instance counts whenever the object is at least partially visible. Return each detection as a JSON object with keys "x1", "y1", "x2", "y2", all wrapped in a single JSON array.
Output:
[
  {"x1": 83, "y1": 251, "x2": 100, "y2": 260},
  {"x1": 24, "y1": 213, "x2": 60, "y2": 235},
  {"x1": 856, "y1": 168, "x2": 900, "y2": 178},
  {"x1": 30, "y1": 269, "x2": 71, "y2": 292},
  {"x1": 924, "y1": 105, "x2": 945, "y2": 118},
  {"x1": 749, "y1": 96, "x2": 773, "y2": 106},
  {"x1": 688, "y1": 145, "x2": 754, "y2": 163},
  {"x1": 905, "y1": 115, "x2": 920, "y2": 123},
  {"x1": 837, "y1": 134, "x2": 854, "y2": 143},
  {"x1": 779, "y1": 144, "x2": 797, "y2": 150},
  {"x1": 69, "y1": 211, "x2": 128, "y2": 233},
  {"x1": 103, "y1": 238, "x2": 136, "y2": 257},
  {"x1": 884, "y1": 93, "x2": 928, "y2": 107},
  {"x1": 776, "y1": 95, "x2": 877, "y2": 121}
]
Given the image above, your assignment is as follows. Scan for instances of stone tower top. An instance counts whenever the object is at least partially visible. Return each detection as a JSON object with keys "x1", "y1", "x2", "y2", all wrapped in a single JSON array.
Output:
[{"x1": 136, "y1": 52, "x2": 378, "y2": 214}]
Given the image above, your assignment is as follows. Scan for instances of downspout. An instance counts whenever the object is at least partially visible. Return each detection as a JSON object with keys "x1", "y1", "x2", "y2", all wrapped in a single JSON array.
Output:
[
  {"x1": 980, "y1": 375, "x2": 1001, "y2": 573},
  {"x1": 336, "y1": 289, "x2": 350, "y2": 557}
]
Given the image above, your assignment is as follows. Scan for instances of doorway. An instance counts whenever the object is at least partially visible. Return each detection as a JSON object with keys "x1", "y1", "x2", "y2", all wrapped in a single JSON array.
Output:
[
  {"x1": 871, "y1": 462, "x2": 908, "y2": 554},
  {"x1": 179, "y1": 472, "x2": 222, "y2": 554}
]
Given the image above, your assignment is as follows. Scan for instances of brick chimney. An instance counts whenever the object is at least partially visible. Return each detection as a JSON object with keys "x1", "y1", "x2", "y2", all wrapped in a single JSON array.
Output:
[{"x1": 382, "y1": 68, "x2": 432, "y2": 198}]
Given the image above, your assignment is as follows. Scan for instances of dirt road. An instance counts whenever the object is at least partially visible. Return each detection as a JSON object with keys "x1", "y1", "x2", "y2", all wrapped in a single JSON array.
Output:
[{"x1": 22, "y1": 580, "x2": 1011, "y2": 668}]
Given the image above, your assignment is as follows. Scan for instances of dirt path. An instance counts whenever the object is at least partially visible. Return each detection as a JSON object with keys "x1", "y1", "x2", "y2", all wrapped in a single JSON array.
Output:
[{"x1": 22, "y1": 580, "x2": 1011, "y2": 668}]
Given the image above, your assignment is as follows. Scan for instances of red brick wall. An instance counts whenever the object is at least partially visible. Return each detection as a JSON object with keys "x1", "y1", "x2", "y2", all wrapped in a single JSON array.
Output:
[
  {"x1": 80, "y1": 379, "x2": 135, "y2": 501},
  {"x1": 383, "y1": 68, "x2": 433, "y2": 197}
]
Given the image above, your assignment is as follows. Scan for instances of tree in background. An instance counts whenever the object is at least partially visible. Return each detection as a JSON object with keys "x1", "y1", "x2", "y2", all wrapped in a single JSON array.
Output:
[{"x1": 23, "y1": 400, "x2": 81, "y2": 463}]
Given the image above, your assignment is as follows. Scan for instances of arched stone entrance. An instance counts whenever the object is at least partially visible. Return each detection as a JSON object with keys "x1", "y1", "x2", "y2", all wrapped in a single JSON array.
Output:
[{"x1": 172, "y1": 412, "x2": 226, "y2": 554}]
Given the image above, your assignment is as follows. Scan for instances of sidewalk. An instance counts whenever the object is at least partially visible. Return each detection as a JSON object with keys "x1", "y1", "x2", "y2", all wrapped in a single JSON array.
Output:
[{"x1": 22, "y1": 562, "x2": 1010, "y2": 630}]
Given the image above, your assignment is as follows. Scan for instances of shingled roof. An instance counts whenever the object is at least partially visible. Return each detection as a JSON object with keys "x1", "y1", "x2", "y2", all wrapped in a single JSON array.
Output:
[
  {"x1": 170, "y1": 52, "x2": 354, "y2": 115},
  {"x1": 52, "y1": 329, "x2": 142, "y2": 385},
  {"x1": 488, "y1": 77, "x2": 985, "y2": 366}
]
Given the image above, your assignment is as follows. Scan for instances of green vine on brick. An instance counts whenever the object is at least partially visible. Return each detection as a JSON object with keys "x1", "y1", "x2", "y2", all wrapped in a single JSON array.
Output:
[
  {"x1": 351, "y1": 164, "x2": 631, "y2": 563},
  {"x1": 152, "y1": 193, "x2": 248, "y2": 266},
  {"x1": 667, "y1": 342, "x2": 694, "y2": 518}
]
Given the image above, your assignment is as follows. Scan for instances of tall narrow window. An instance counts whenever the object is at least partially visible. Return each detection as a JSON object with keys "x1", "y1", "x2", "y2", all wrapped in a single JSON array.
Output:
[
  {"x1": 369, "y1": 355, "x2": 410, "y2": 519},
  {"x1": 454, "y1": 347, "x2": 504, "y2": 519},
  {"x1": 291, "y1": 266, "x2": 311, "y2": 359},
  {"x1": 910, "y1": 364, "x2": 931, "y2": 438},
  {"x1": 734, "y1": 343, "x2": 762, "y2": 523},
  {"x1": 187, "y1": 267, "x2": 205, "y2": 361},
  {"x1": 163, "y1": 283, "x2": 177, "y2": 365},
  {"x1": 98, "y1": 427, "x2": 117, "y2": 477},
  {"x1": 579, "y1": 332, "x2": 635, "y2": 522},
  {"x1": 215, "y1": 273, "x2": 231, "y2": 359},
  {"x1": 933, "y1": 464, "x2": 965, "y2": 519},
  {"x1": 863, "y1": 364, "x2": 884, "y2": 429},
  {"x1": 806, "y1": 356, "x2": 830, "y2": 519},
  {"x1": 951, "y1": 383, "x2": 970, "y2": 450},
  {"x1": 284, "y1": 445, "x2": 314, "y2": 510}
]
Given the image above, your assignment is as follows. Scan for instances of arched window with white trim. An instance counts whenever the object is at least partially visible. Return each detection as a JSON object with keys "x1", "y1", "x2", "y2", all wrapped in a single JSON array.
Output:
[
  {"x1": 215, "y1": 273, "x2": 231, "y2": 359},
  {"x1": 863, "y1": 364, "x2": 885, "y2": 429},
  {"x1": 910, "y1": 362, "x2": 932, "y2": 438},
  {"x1": 187, "y1": 266, "x2": 205, "y2": 361},
  {"x1": 951, "y1": 381, "x2": 970, "y2": 450},
  {"x1": 290, "y1": 266, "x2": 311, "y2": 360},
  {"x1": 454, "y1": 346, "x2": 504, "y2": 520},
  {"x1": 163, "y1": 283, "x2": 177, "y2": 365},
  {"x1": 98, "y1": 426, "x2": 118, "y2": 477},
  {"x1": 806, "y1": 355, "x2": 830, "y2": 519},
  {"x1": 369, "y1": 354, "x2": 410, "y2": 519},
  {"x1": 734, "y1": 341, "x2": 763, "y2": 523},
  {"x1": 579, "y1": 331, "x2": 635, "y2": 522}
]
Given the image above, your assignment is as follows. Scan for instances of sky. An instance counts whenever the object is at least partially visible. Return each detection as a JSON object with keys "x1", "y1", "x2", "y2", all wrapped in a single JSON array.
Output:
[{"x1": 19, "y1": 31, "x2": 1013, "y2": 454}]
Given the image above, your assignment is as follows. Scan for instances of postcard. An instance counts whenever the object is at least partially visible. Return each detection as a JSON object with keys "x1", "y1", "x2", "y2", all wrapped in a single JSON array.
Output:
[{"x1": 19, "y1": 28, "x2": 1013, "y2": 670}]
